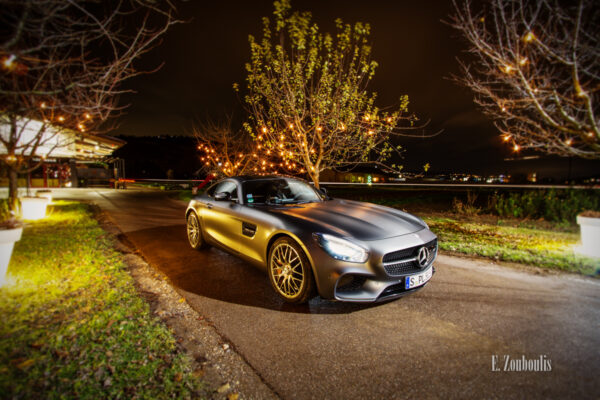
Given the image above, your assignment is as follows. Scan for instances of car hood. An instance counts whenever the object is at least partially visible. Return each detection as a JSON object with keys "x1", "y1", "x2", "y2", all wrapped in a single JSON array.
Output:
[{"x1": 265, "y1": 199, "x2": 426, "y2": 241}]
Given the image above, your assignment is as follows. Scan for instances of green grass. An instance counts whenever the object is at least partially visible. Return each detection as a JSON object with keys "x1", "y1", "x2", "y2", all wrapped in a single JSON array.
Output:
[
  {"x1": 0, "y1": 201, "x2": 201, "y2": 399},
  {"x1": 423, "y1": 215, "x2": 600, "y2": 275}
]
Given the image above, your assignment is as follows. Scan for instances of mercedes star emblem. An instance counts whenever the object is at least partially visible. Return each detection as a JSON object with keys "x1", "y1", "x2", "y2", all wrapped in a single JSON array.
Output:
[{"x1": 417, "y1": 246, "x2": 429, "y2": 267}]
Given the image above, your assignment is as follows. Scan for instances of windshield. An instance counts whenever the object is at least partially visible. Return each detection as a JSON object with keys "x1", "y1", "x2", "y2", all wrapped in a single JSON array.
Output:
[{"x1": 242, "y1": 178, "x2": 323, "y2": 205}]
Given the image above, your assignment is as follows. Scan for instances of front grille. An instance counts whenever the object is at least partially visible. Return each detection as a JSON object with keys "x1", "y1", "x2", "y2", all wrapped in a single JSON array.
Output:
[
  {"x1": 382, "y1": 239, "x2": 437, "y2": 276},
  {"x1": 384, "y1": 261, "x2": 422, "y2": 275}
]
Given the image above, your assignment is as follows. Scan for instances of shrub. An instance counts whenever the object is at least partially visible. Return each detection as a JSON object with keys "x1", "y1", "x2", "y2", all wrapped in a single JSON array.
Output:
[{"x1": 490, "y1": 189, "x2": 600, "y2": 222}]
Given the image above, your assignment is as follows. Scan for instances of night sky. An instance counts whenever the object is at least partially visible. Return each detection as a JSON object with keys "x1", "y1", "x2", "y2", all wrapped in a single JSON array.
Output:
[{"x1": 114, "y1": 0, "x2": 599, "y2": 180}]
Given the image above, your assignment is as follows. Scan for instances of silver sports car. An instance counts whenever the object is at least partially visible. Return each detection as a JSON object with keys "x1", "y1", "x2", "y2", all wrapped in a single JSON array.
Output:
[{"x1": 186, "y1": 176, "x2": 437, "y2": 303}]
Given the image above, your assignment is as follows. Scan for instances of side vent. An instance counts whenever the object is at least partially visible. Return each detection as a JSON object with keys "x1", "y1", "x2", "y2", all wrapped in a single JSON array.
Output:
[{"x1": 242, "y1": 222, "x2": 257, "y2": 238}]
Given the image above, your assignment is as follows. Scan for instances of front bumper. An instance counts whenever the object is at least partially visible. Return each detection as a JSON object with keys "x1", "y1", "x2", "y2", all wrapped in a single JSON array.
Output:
[{"x1": 305, "y1": 228, "x2": 438, "y2": 302}]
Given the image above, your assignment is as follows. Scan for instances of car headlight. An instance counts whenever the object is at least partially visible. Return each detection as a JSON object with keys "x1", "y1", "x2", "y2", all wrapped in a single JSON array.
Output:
[{"x1": 313, "y1": 233, "x2": 369, "y2": 263}]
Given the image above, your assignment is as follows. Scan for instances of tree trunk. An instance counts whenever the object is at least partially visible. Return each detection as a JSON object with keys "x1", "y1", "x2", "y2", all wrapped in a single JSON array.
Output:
[
  {"x1": 8, "y1": 168, "x2": 19, "y2": 213},
  {"x1": 311, "y1": 170, "x2": 320, "y2": 190}
]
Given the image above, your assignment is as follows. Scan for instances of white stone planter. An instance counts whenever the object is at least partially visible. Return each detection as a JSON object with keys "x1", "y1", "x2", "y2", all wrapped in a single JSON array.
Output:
[
  {"x1": 576, "y1": 215, "x2": 600, "y2": 258},
  {"x1": 36, "y1": 190, "x2": 52, "y2": 203},
  {"x1": 21, "y1": 197, "x2": 48, "y2": 220},
  {"x1": 0, "y1": 226, "x2": 23, "y2": 286}
]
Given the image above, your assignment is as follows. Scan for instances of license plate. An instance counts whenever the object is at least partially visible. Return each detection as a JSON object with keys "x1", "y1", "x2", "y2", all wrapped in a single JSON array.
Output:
[{"x1": 405, "y1": 267, "x2": 433, "y2": 290}]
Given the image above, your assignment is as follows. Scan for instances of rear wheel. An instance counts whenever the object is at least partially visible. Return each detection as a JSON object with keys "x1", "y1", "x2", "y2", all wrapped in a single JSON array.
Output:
[
  {"x1": 268, "y1": 237, "x2": 315, "y2": 303},
  {"x1": 187, "y1": 212, "x2": 209, "y2": 250}
]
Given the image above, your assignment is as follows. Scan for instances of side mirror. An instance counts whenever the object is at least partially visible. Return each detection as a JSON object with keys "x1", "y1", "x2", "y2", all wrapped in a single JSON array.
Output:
[{"x1": 214, "y1": 192, "x2": 231, "y2": 201}]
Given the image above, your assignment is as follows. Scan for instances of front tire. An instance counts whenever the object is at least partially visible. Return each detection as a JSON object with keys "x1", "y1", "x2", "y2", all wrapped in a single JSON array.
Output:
[
  {"x1": 268, "y1": 237, "x2": 315, "y2": 303},
  {"x1": 187, "y1": 212, "x2": 209, "y2": 250}
]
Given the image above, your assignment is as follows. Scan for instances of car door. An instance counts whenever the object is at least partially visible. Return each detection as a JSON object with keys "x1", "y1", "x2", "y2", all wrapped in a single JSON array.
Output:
[{"x1": 201, "y1": 180, "x2": 243, "y2": 253}]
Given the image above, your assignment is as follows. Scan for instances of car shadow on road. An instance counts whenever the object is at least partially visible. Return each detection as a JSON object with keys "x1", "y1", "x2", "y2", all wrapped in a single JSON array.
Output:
[{"x1": 122, "y1": 224, "x2": 386, "y2": 314}]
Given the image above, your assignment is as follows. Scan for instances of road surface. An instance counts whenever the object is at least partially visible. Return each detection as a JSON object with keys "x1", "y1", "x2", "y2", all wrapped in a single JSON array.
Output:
[{"x1": 57, "y1": 189, "x2": 600, "y2": 399}]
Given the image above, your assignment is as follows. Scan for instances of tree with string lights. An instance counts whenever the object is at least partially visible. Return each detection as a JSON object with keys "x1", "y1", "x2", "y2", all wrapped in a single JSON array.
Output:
[
  {"x1": 449, "y1": 0, "x2": 599, "y2": 158},
  {"x1": 193, "y1": 118, "x2": 261, "y2": 177},
  {"x1": 239, "y1": 0, "x2": 419, "y2": 188},
  {"x1": 0, "y1": 0, "x2": 177, "y2": 211}
]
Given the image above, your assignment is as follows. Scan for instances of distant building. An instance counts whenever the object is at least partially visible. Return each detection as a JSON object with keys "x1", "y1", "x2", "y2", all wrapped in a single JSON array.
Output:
[{"x1": 0, "y1": 118, "x2": 125, "y2": 188}]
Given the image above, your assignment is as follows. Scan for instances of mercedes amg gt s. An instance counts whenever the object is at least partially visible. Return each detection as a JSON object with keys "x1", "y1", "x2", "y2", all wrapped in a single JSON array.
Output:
[{"x1": 186, "y1": 176, "x2": 437, "y2": 303}]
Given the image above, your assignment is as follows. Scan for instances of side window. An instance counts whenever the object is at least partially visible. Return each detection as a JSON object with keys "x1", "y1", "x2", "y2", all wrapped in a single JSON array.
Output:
[{"x1": 208, "y1": 181, "x2": 238, "y2": 201}]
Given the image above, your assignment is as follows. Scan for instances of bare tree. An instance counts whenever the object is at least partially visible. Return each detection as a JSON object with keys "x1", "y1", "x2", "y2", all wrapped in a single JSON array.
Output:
[
  {"x1": 193, "y1": 117, "x2": 259, "y2": 177},
  {"x1": 449, "y1": 0, "x2": 599, "y2": 158},
  {"x1": 240, "y1": 0, "x2": 421, "y2": 188},
  {"x1": 0, "y1": 0, "x2": 177, "y2": 211}
]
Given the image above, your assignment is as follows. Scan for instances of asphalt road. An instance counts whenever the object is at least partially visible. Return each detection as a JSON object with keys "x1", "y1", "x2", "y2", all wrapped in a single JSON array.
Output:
[{"x1": 58, "y1": 188, "x2": 600, "y2": 399}]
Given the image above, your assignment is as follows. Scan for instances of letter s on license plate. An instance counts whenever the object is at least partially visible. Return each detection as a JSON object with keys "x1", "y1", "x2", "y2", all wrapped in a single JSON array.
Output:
[{"x1": 405, "y1": 267, "x2": 433, "y2": 290}]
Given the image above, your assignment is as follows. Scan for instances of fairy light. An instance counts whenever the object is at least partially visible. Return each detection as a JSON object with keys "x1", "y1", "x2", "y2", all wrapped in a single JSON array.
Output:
[
  {"x1": 279, "y1": 143, "x2": 284, "y2": 148},
  {"x1": 513, "y1": 144, "x2": 520, "y2": 152},
  {"x1": 503, "y1": 65, "x2": 513, "y2": 73},
  {"x1": 316, "y1": 126, "x2": 322, "y2": 132},
  {"x1": 588, "y1": 131, "x2": 594, "y2": 138},
  {"x1": 501, "y1": 106, "x2": 507, "y2": 112},
  {"x1": 363, "y1": 115, "x2": 370, "y2": 121},
  {"x1": 503, "y1": 135, "x2": 511, "y2": 142},
  {"x1": 289, "y1": 123, "x2": 294, "y2": 129},
  {"x1": 533, "y1": 88, "x2": 539, "y2": 94},
  {"x1": 40, "y1": 102, "x2": 47, "y2": 109},
  {"x1": 524, "y1": 32, "x2": 535, "y2": 42},
  {"x1": 262, "y1": 126, "x2": 267, "y2": 133},
  {"x1": 565, "y1": 138, "x2": 573, "y2": 146},
  {"x1": 58, "y1": 116, "x2": 65, "y2": 122},
  {"x1": 386, "y1": 117, "x2": 392, "y2": 123},
  {"x1": 519, "y1": 57, "x2": 528, "y2": 66},
  {"x1": 368, "y1": 130, "x2": 374, "y2": 135},
  {"x1": 2, "y1": 54, "x2": 16, "y2": 69},
  {"x1": 85, "y1": 113, "x2": 91, "y2": 119},
  {"x1": 339, "y1": 123, "x2": 346, "y2": 131}
]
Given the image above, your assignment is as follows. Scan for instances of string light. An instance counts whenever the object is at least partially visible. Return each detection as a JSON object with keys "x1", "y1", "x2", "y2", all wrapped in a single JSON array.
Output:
[
  {"x1": 2, "y1": 54, "x2": 16, "y2": 69},
  {"x1": 289, "y1": 123, "x2": 294, "y2": 129},
  {"x1": 513, "y1": 144, "x2": 520, "y2": 152},
  {"x1": 519, "y1": 57, "x2": 528, "y2": 66},
  {"x1": 503, "y1": 65, "x2": 513, "y2": 73},
  {"x1": 261, "y1": 127, "x2": 267, "y2": 133},
  {"x1": 58, "y1": 116, "x2": 65, "y2": 122},
  {"x1": 40, "y1": 102, "x2": 47, "y2": 109},
  {"x1": 368, "y1": 130, "x2": 374, "y2": 135},
  {"x1": 363, "y1": 115, "x2": 370, "y2": 121},
  {"x1": 524, "y1": 32, "x2": 535, "y2": 42},
  {"x1": 503, "y1": 135, "x2": 511, "y2": 142},
  {"x1": 85, "y1": 113, "x2": 91, "y2": 119},
  {"x1": 386, "y1": 117, "x2": 392, "y2": 123},
  {"x1": 316, "y1": 126, "x2": 322, "y2": 132},
  {"x1": 565, "y1": 138, "x2": 572, "y2": 146}
]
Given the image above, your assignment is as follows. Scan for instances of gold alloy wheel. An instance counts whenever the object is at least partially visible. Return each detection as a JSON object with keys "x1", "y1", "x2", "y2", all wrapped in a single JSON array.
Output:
[
  {"x1": 270, "y1": 242, "x2": 305, "y2": 298},
  {"x1": 187, "y1": 213, "x2": 200, "y2": 248}
]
